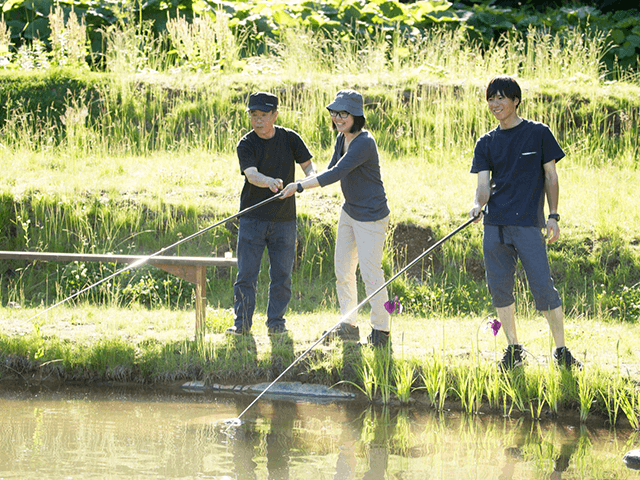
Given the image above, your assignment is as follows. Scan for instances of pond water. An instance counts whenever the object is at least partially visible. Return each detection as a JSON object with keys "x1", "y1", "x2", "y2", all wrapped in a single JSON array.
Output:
[{"x1": 0, "y1": 384, "x2": 638, "y2": 479}]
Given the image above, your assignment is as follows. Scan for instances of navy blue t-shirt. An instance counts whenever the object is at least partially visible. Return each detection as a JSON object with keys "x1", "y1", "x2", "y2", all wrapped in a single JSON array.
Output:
[
  {"x1": 237, "y1": 126, "x2": 312, "y2": 221},
  {"x1": 470, "y1": 119, "x2": 565, "y2": 228}
]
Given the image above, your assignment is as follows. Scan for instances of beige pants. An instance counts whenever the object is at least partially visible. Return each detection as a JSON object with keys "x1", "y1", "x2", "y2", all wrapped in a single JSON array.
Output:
[{"x1": 334, "y1": 209, "x2": 390, "y2": 332}]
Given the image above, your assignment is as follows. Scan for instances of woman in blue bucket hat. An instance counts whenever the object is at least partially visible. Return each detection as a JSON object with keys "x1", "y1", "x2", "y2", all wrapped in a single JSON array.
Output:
[{"x1": 282, "y1": 89, "x2": 391, "y2": 347}]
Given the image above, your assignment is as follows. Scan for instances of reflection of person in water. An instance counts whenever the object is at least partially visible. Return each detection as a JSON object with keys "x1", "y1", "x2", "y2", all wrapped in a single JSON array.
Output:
[
  {"x1": 362, "y1": 443, "x2": 388, "y2": 480},
  {"x1": 334, "y1": 406, "x2": 391, "y2": 480},
  {"x1": 334, "y1": 404, "x2": 361, "y2": 480},
  {"x1": 229, "y1": 399, "x2": 296, "y2": 480},
  {"x1": 550, "y1": 441, "x2": 579, "y2": 480},
  {"x1": 229, "y1": 416, "x2": 259, "y2": 480},
  {"x1": 362, "y1": 408, "x2": 390, "y2": 480},
  {"x1": 498, "y1": 426, "x2": 579, "y2": 480},
  {"x1": 266, "y1": 400, "x2": 296, "y2": 480}
]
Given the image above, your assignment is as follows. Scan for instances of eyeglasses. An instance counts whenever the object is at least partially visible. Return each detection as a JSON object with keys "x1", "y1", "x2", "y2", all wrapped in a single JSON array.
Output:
[{"x1": 329, "y1": 110, "x2": 350, "y2": 119}]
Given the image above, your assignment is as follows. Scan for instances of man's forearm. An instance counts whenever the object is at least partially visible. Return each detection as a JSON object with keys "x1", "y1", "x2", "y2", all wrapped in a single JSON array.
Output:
[
  {"x1": 474, "y1": 185, "x2": 491, "y2": 209},
  {"x1": 545, "y1": 180, "x2": 559, "y2": 213},
  {"x1": 301, "y1": 161, "x2": 316, "y2": 177},
  {"x1": 244, "y1": 167, "x2": 282, "y2": 192}
]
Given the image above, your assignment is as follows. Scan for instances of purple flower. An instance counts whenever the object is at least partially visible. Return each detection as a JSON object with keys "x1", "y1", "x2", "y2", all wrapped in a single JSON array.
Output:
[
  {"x1": 489, "y1": 318, "x2": 501, "y2": 336},
  {"x1": 384, "y1": 296, "x2": 403, "y2": 314}
]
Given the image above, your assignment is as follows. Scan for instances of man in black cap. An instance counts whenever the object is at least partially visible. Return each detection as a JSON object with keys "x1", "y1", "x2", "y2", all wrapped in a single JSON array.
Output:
[{"x1": 227, "y1": 92, "x2": 316, "y2": 336}]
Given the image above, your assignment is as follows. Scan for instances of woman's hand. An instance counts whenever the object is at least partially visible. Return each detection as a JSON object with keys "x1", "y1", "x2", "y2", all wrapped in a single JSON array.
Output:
[{"x1": 280, "y1": 182, "x2": 299, "y2": 198}]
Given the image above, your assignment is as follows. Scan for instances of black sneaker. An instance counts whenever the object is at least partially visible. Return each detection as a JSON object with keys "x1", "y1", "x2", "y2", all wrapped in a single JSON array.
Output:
[
  {"x1": 323, "y1": 323, "x2": 360, "y2": 342},
  {"x1": 268, "y1": 325, "x2": 288, "y2": 335},
  {"x1": 225, "y1": 325, "x2": 250, "y2": 336},
  {"x1": 366, "y1": 329, "x2": 391, "y2": 348},
  {"x1": 554, "y1": 347, "x2": 582, "y2": 369},
  {"x1": 498, "y1": 344, "x2": 525, "y2": 372}
]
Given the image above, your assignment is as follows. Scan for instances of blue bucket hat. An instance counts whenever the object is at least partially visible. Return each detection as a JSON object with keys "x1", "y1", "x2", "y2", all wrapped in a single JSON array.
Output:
[
  {"x1": 326, "y1": 89, "x2": 364, "y2": 117},
  {"x1": 246, "y1": 92, "x2": 278, "y2": 112}
]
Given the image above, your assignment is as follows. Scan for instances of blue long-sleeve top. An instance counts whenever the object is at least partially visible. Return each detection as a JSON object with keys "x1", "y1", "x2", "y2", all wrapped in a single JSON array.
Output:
[{"x1": 316, "y1": 130, "x2": 390, "y2": 222}]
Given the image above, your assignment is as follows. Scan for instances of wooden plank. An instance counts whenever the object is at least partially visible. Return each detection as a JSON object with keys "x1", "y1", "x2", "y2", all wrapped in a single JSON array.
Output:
[{"x1": 0, "y1": 251, "x2": 236, "y2": 267}]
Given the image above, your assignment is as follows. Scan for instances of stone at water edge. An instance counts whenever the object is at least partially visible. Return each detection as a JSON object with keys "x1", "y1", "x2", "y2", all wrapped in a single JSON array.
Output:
[{"x1": 623, "y1": 449, "x2": 640, "y2": 470}]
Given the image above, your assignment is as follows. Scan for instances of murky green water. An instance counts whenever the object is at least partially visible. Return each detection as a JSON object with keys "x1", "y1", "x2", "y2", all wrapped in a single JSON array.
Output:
[{"x1": 0, "y1": 384, "x2": 637, "y2": 479}]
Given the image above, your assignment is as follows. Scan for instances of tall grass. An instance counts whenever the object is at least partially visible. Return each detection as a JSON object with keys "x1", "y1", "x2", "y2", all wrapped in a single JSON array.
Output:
[
  {"x1": 1, "y1": 10, "x2": 640, "y2": 414},
  {"x1": 418, "y1": 352, "x2": 449, "y2": 411},
  {"x1": 2, "y1": 24, "x2": 636, "y2": 161}
]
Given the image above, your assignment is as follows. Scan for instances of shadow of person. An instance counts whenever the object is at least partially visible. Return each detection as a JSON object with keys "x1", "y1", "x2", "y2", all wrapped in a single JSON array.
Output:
[
  {"x1": 269, "y1": 332, "x2": 295, "y2": 380},
  {"x1": 227, "y1": 333, "x2": 258, "y2": 361},
  {"x1": 341, "y1": 342, "x2": 363, "y2": 385}
]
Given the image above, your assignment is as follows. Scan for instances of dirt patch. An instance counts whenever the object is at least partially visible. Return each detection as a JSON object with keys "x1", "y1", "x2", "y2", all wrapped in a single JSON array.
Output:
[{"x1": 390, "y1": 223, "x2": 440, "y2": 279}]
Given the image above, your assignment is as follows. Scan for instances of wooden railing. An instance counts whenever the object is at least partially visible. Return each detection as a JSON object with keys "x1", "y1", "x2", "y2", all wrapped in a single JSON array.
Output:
[{"x1": 0, "y1": 251, "x2": 237, "y2": 336}]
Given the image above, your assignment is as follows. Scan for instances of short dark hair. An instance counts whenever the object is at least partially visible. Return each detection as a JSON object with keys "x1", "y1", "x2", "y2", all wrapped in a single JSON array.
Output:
[
  {"x1": 486, "y1": 75, "x2": 522, "y2": 108},
  {"x1": 331, "y1": 115, "x2": 366, "y2": 133}
]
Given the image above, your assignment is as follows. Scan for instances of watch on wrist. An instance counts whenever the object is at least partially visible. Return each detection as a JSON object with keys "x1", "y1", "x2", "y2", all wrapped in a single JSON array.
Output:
[
  {"x1": 548, "y1": 213, "x2": 560, "y2": 222},
  {"x1": 296, "y1": 183, "x2": 304, "y2": 193}
]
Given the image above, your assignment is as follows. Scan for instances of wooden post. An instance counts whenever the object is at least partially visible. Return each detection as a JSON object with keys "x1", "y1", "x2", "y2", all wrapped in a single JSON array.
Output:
[
  {"x1": 194, "y1": 265, "x2": 207, "y2": 337},
  {"x1": 153, "y1": 263, "x2": 208, "y2": 337}
]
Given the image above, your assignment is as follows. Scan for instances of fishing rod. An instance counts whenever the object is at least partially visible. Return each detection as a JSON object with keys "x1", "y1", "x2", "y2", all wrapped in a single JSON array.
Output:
[
  {"x1": 21, "y1": 192, "x2": 284, "y2": 325},
  {"x1": 228, "y1": 213, "x2": 478, "y2": 426}
]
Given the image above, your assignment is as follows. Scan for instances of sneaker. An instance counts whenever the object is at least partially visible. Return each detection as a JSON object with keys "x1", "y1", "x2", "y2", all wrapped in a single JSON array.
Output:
[
  {"x1": 366, "y1": 329, "x2": 391, "y2": 348},
  {"x1": 498, "y1": 344, "x2": 525, "y2": 372},
  {"x1": 323, "y1": 323, "x2": 360, "y2": 342},
  {"x1": 554, "y1": 347, "x2": 582, "y2": 369},
  {"x1": 268, "y1": 325, "x2": 288, "y2": 335},
  {"x1": 225, "y1": 325, "x2": 250, "y2": 336}
]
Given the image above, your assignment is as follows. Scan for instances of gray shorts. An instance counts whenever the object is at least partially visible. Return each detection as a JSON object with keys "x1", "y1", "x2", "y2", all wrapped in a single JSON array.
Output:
[{"x1": 483, "y1": 225, "x2": 562, "y2": 311}]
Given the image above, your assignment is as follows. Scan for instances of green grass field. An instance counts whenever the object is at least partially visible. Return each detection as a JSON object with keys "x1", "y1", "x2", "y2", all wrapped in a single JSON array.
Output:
[{"x1": 1, "y1": 24, "x2": 640, "y2": 424}]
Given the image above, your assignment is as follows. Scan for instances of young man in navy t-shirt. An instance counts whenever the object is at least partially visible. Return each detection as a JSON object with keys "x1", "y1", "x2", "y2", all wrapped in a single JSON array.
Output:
[{"x1": 469, "y1": 75, "x2": 581, "y2": 371}]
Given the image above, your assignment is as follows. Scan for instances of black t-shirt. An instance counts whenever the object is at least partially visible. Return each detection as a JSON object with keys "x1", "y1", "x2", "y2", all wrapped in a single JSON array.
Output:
[
  {"x1": 237, "y1": 126, "x2": 312, "y2": 221},
  {"x1": 470, "y1": 119, "x2": 565, "y2": 228}
]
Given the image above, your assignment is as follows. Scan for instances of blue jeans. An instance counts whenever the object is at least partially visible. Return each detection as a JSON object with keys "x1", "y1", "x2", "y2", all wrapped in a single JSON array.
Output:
[{"x1": 233, "y1": 217, "x2": 296, "y2": 330}]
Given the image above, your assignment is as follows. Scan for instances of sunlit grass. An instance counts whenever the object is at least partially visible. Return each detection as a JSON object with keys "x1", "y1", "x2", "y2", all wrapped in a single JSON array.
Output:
[{"x1": 1, "y1": 18, "x2": 640, "y2": 425}]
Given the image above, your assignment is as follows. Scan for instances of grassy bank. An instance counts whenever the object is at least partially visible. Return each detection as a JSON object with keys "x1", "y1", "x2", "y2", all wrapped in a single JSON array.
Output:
[{"x1": 2, "y1": 304, "x2": 640, "y2": 427}]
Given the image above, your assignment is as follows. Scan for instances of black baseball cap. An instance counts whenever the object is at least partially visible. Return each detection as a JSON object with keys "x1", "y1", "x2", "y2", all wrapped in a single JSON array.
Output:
[{"x1": 246, "y1": 92, "x2": 278, "y2": 112}]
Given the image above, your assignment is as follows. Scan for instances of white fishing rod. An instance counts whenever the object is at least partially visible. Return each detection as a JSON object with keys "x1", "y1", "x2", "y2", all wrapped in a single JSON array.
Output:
[
  {"x1": 20, "y1": 192, "x2": 284, "y2": 325},
  {"x1": 227, "y1": 213, "x2": 478, "y2": 426}
]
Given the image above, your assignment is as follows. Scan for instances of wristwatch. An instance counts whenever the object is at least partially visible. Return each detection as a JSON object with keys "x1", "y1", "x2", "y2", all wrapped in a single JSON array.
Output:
[
  {"x1": 296, "y1": 183, "x2": 304, "y2": 193},
  {"x1": 548, "y1": 213, "x2": 560, "y2": 222}
]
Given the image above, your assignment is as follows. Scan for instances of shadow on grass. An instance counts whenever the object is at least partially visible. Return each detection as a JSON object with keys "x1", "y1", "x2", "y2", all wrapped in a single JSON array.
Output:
[{"x1": 269, "y1": 333, "x2": 294, "y2": 380}]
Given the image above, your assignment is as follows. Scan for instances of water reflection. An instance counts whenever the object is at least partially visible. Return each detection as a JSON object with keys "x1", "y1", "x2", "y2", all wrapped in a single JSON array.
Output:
[
  {"x1": 0, "y1": 384, "x2": 638, "y2": 479},
  {"x1": 497, "y1": 421, "x2": 580, "y2": 480},
  {"x1": 225, "y1": 400, "x2": 296, "y2": 479}
]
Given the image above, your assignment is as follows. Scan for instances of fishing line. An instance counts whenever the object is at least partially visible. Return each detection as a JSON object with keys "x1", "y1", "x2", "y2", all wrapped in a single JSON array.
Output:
[
  {"x1": 19, "y1": 192, "x2": 284, "y2": 326},
  {"x1": 227, "y1": 214, "x2": 478, "y2": 427}
]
